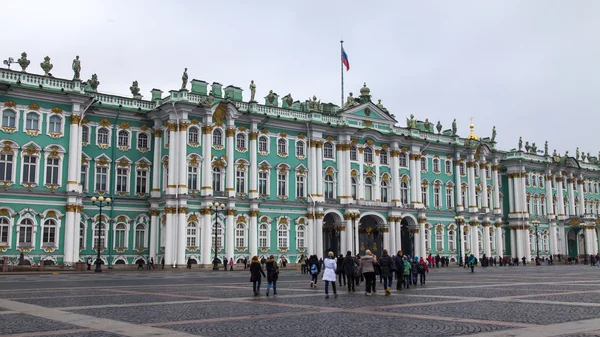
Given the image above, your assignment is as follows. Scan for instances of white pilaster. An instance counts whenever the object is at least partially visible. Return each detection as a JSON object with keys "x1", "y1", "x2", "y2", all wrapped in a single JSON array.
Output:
[
  {"x1": 358, "y1": 147, "x2": 365, "y2": 200},
  {"x1": 201, "y1": 126, "x2": 213, "y2": 196},
  {"x1": 226, "y1": 127, "x2": 235, "y2": 197},
  {"x1": 336, "y1": 144, "x2": 345, "y2": 201},
  {"x1": 149, "y1": 208, "x2": 159, "y2": 261},
  {"x1": 164, "y1": 209, "x2": 175, "y2": 265},
  {"x1": 524, "y1": 227, "x2": 531, "y2": 261},
  {"x1": 508, "y1": 175, "x2": 515, "y2": 213},
  {"x1": 63, "y1": 207, "x2": 75, "y2": 264},
  {"x1": 388, "y1": 217, "x2": 396, "y2": 254},
  {"x1": 415, "y1": 154, "x2": 423, "y2": 208},
  {"x1": 177, "y1": 205, "x2": 186, "y2": 266},
  {"x1": 480, "y1": 162, "x2": 489, "y2": 212},
  {"x1": 470, "y1": 222, "x2": 480, "y2": 259},
  {"x1": 419, "y1": 221, "x2": 426, "y2": 258},
  {"x1": 167, "y1": 122, "x2": 178, "y2": 195},
  {"x1": 249, "y1": 210, "x2": 258, "y2": 257},
  {"x1": 73, "y1": 206, "x2": 82, "y2": 262},
  {"x1": 567, "y1": 176, "x2": 576, "y2": 215},
  {"x1": 249, "y1": 130, "x2": 258, "y2": 198},
  {"x1": 410, "y1": 154, "x2": 417, "y2": 206},
  {"x1": 546, "y1": 174, "x2": 555, "y2": 219},
  {"x1": 548, "y1": 221, "x2": 557, "y2": 256},
  {"x1": 346, "y1": 218, "x2": 353, "y2": 254},
  {"x1": 201, "y1": 212, "x2": 212, "y2": 265},
  {"x1": 577, "y1": 177, "x2": 585, "y2": 216},
  {"x1": 492, "y1": 163, "x2": 501, "y2": 215},
  {"x1": 66, "y1": 117, "x2": 80, "y2": 192},
  {"x1": 316, "y1": 212, "x2": 324, "y2": 258},
  {"x1": 391, "y1": 148, "x2": 400, "y2": 205},
  {"x1": 510, "y1": 228, "x2": 517, "y2": 258},
  {"x1": 467, "y1": 160, "x2": 477, "y2": 213},
  {"x1": 455, "y1": 158, "x2": 463, "y2": 212},
  {"x1": 494, "y1": 223, "x2": 503, "y2": 258},
  {"x1": 151, "y1": 129, "x2": 162, "y2": 198},
  {"x1": 515, "y1": 228, "x2": 522, "y2": 259},
  {"x1": 316, "y1": 142, "x2": 324, "y2": 198},
  {"x1": 483, "y1": 223, "x2": 491, "y2": 257},
  {"x1": 374, "y1": 150, "x2": 381, "y2": 201},
  {"x1": 178, "y1": 122, "x2": 188, "y2": 195},
  {"x1": 306, "y1": 216, "x2": 314, "y2": 256},
  {"x1": 309, "y1": 141, "x2": 317, "y2": 197},
  {"x1": 226, "y1": 209, "x2": 235, "y2": 261}
]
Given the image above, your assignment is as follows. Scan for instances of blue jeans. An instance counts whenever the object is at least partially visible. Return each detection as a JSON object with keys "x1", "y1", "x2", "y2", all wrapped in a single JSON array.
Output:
[
  {"x1": 412, "y1": 273, "x2": 418, "y2": 285},
  {"x1": 252, "y1": 280, "x2": 261, "y2": 293},
  {"x1": 383, "y1": 276, "x2": 392, "y2": 289},
  {"x1": 325, "y1": 280, "x2": 337, "y2": 295},
  {"x1": 266, "y1": 280, "x2": 277, "y2": 294}
]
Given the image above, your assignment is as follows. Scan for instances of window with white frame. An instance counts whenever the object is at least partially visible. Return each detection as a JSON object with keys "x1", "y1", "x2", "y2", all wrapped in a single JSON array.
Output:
[
  {"x1": 188, "y1": 164, "x2": 198, "y2": 190},
  {"x1": 399, "y1": 152, "x2": 407, "y2": 167},
  {"x1": 235, "y1": 223, "x2": 246, "y2": 247},
  {"x1": 296, "y1": 174, "x2": 305, "y2": 198},
  {"x1": 45, "y1": 157, "x2": 60, "y2": 185},
  {"x1": 448, "y1": 229, "x2": 456, "y2": 251},
  {"x1": 22, "y1": 154, "x2": 37, "y2": 184},
  {"x1": 188, "y1": 126, "x2": 199, "y2": 145},
  {"x1": 115, "y1": 223, "x2": 127, "y2": 248},
  {"x1": 117, "y1": 130, "x2": 129, "y2": 147},
  {"x1": 434, "y1": 184, "x2": 441, "y2": 208},
  {"x1": 432, "y1": 158, "x2": 440, "y2": 173},
  {"x1": 324, "y1": 174, "x2": 334, "y2": 199},
  {"x1": 135, "y1": 224, "x2": 146, "y2": 248},
  {"x1": 48, "y1": 115, "x2": 62, "y2": 134},
  {"x1": 95, "y1": 165, "x2": 108, "y2": 192},
  {"x1": 445, "y1": 160, "x2": 452, "y2": 174},
  {"x1": 400, "y1": 181, "x2": 409, "y2": 204},
  {"x1": 446, "y1": 185, "x2": 454, "y2": 209},
  {"x1": 258, "y1": 171, "x2": 268, "y2": 195},
  {"x1": 296, "y1": 225, "x2": 306, "y2": 249},
  {"x1": 364, "y1": 147, "x2": 373, "y2": 163},
  {"x1": 1, "y1": 152, "x2": 15, "y2": 182},
  {"x1": 277, "y1": 171, "x2": 287, "y2": 197},
  {"x1": 525, "y1": 174, "x2": 530, "y2": 186},
  {"x1": 236, "y1": 168, "x2": 246, "y2": 194},
  {"x1": 381, "y1": 180, "x2": 389, "y2": 202},
  {"x1": 277, "y1": 224, "x2": 289, "y2": 249},
  {"x1": 19, "y1": 218, "x2": 33, "y2": 246},
  {"x1": 532, "y1": 175, "x2": 537, "y2": 187},
  {"x1": 187, "y1": 222, "x2": 198, "y2": 247},
  {"x1": 476, "y1": 189, "x2": 482, "y2": 208},
  {"x1": 116, "y1": 167, "x2": 129, "y2": 193},
  {"x1": 420, "y1": 157, "x2": 427, "y2": 171},
  {"x1": 81, "y1": 164, "x2": 88, "y2": 192},
  {"x1": 97, "y1": 127, "x2": 109, "y2": 146},
  {"x1": 425, "y1": 228, "x2": 430, "y2": 252},
  {"x1": 212, "y1": 167, "x2": 222, "y2": 192},
  {"x1": 236, "y1": 133, "x2": 246, "y2": 150},
  {"x1": 421, "y1": 184, "x2": 429, "y2": 207},
  {"x1": 436, "y1": 228, "x2": 443, "y2": 251},
  {"x1": 350, "y1": 146, "x2": 357, "y2": 161},
  {"x1": 81, "y1": 125, "x2": 89, "y2": 143},
  {"x1": 137, "y1": 133, "x2": 149, "y2": 149},
  {"x1": 351, "y1": 177, "x2": 357, "y2": 199},
  {"x1": 474, "y1": 165, "x2": 480, "y2": 177},
  {"x1": 42, "y1": 219, "x2": 57, "y2": 246},
  {"x1": 79, "y1": 223, "x2": 85, "y2": 249},
  {"x1": 1, "y1": 110, "x2": 16, "y2": 128},
  {"x1": 277, "y1": 138, "x2": 287, "y2": 155},
  {"x1": 295, "y1": 140, "x2": 305, "y2": 157},
  {"x1": 25, "y1": 112, "x2": 39, "y2": 130},
  {"x1": 212, "y1": 129, "x2": 223, "y2": 146},
  {"x1": 258, "y1": 136, "x2": 268, "y2": 153},
  {"x1": 212, "y1": 223, "x2": 223, "y2": 249},
  {"x1": 136, "y1": 168, "x2": 148, "y2": 194},
  {"x1": 323, "y1": 142, "x2": 334, "y2": 159},
  {"x1": 461, "y1": 185, "x2": 468, "y2": 206},
  {"x1": 460, "y1": 162, "x2": 466, "y2": 176},
  {"x1": 365, "y1": 177, "x2": 373, "y2": 201},
  {"x1": 259, "y1": 223, "x2": 268, "y2": 248},
  {"x1": 486, "y1": 166, "x2": 491, "y2": 179},
  {"x1": 0, "y1": 217, "x2": 9, "y2": 243},
  {"x1": 380, "y1": 150, "x2": 388, "y2": 165}
]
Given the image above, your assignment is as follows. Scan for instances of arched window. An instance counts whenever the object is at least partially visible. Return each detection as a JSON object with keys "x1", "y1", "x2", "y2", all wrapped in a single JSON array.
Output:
[
  {"x1": 295, "y1": 140, "x2": 305, "y2": 157},
  {"x1": 350, "y1": 146, "x2": 357, "y2": 161},
  {"x1": 380, "y1": 150, "x2": 388, "y2": 165},
  {"x1": 380, "y1": 180, "x2": 389, "y2": 202},
  {"x1": 115, "y1": 223, "x2": 127, "y2": 248},
  {"x1": 400, "y1": 181, "x2": 409, "y2": 204},
  {"x1": 25, "y1": 112, "x2": 39, "y2": 130},
  {"x1": 277, "y1": 138, "x2": 287, "y2": 155},
  {"x1": 19, "y1": 219, "x2": 33, "y2": 246},
  {"x1": 2, "y1": 110, "x2": 16, "y2": 127},
  {"x1": 235, "y1": 223, "x2": 246, "y2": 247},
  {"x1": 212, "y1": 129, "x2": 223, "y2": 146},
  {"x1": 399, "y1": 152, "x2": 407, "y2": 167},
  {"x1": 188, "y1": 127, "x2": 199, "y2": 144},
  {"x1": 48, "y1": 115, "x2": 62, "y2": 133},
  {"x1": 351, "y1": 177, "x2": 357, "y2": 199},
  {"x1": 296, "y1": 225, "x2": 306, "y2": 249},
  {"x1": 94, "y1": 223, "x2": 106, "y2": 249},
  {"x1": 432, "y1": 158, "x2": 440, "y2": 173},
  {"x1": 79, "y1": 222, "x2": 85, "y2": 249},
  {"x1": 211, "y1": 223, "x2": 223, "y2": 249},
  {"x1": 97, "y1": 128, "x2": 109, "y2": 145},
  {"x1": 117, "y1": 130, "x2": 129, "y2": 147},
  {"x1": 212, "y1": 167, "x2": 222, "y2": 192},
  {"x1": 81, "y1": 125, "x2": 89, "y2": 143},
  {"x1": 134, "y1": 224, "x2": 146, "y2": 248},
  {"x1": 324, "y1": 174, "x2": 334, "y2": 199},
  {"x1": 420, "y1": 157, "x2": 427, "y2": 171},
  {"x1": 236, "y1": 133, "x2": 246, "y2": 150},
  {"x1": 137, "y1": 133, "x2": 148, "y2": 149},
  {"x1": 445, "y1": 160, "x2": 452, "y2": 174},
  {"x1": 258, "y1": 136, "x2": 268, "y2": 153},
  {"x1": 532, "y1": 175, "x2": 537, "y2": 187},
  {"x1": 436, "y1": 228, "x2": 443, "y2": 251},
  {"x1": 0, "y1": 217, "x2": 9, "y2": 243},
  {"x1": 365, "y1": 177, "x2": 373, "y2": 201},
  {"x1": 42, "y1": 219, "x2": 57, "y2": 245},
  {"x1": 364, "y1": 147, "x2": 373, "y2": 163},
  {"x1": 448, "y1": 230, "x2": 456, "y2": 251},
  {"x1": 259, "y1": 224, "x2": 268, "y2": 248},
  {"x1": 277, "y1": 224, "x2": 289, "y2": 249},
  {"x1": 187, "y1": 223, "x2": 198, "y2": 247},
  {"x1": 323, "y1": 142, "x2": 334, "y2": 159}
]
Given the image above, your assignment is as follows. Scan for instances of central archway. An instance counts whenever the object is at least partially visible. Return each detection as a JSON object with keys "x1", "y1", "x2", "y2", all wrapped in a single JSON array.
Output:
[
  {"x1": 358, "y1": 213, "x2": 386, "y2": 256},
  {"x1": 400, "y1": 217, "x2": 417, "y2": 257},
  {"x1": 322, "y1": 212, "x2": 343, "y2": 257}
]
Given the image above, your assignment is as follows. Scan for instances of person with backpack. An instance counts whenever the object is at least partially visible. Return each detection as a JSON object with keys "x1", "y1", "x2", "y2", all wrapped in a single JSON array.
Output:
[
  {"x1": 402, "y1": 256, "x2": 412, "y2": 289},
  {"x1": 379, "y1": 249, "x2": 395, "y2": 296},
  {"x1": 410, "y1": 257, "x2": 419, "y2": 285},
  {"x1": 322, "y1": 251, "x2": 338, "y2": 299},
  {"x1": 308, "y1": 255, "x2": 320, "y2": 288},
  {"x1": 394, "y1": 251, "x2": 404, "y2": 291},
  {"x1": 468, "y1": 254, "x2": 476, "y2": 273},
  {"x1": 417, "y1": 257, "x2": 427, "y2": 285},
  {"x1": 265, "y1": 255, "x2": 279, "y2": 297},
  {"x1": 342, "y1": 251, "x2": 356, "y2": 292},
  {"x1": 250, "y1": 255, "x2": 266, "y2": 296}
]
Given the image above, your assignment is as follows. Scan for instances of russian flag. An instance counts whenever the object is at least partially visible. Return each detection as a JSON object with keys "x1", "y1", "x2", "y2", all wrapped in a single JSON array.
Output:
[{"x1": 341, "y1": 46, "x2": 350, "y2": 71}]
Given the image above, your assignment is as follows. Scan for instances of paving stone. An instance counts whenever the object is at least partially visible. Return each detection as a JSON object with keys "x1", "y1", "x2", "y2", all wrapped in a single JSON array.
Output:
[
  {"x1": 36, "y1": 332, "x2": 125, "y2": 337},
  {"x1": 15, "y1": 294, "x2": 195, "y2": 308},
  {"x1": 0, "y1": 313, "x2": 81, "y2": 335}
]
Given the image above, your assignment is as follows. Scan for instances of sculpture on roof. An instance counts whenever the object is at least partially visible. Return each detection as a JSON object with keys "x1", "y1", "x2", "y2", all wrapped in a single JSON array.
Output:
[
  {"x1": 376, "y1": 99, "x2": 388, "y2": 113},
  {"x1": 406, "y1": 114, "x2": 417, "y2": 129},
  {"x1": 531, "y1": 143, "x2": 537, "y2": 153},
  {"x1": 344, "y1": 93, "x2": 358, "y2": 109},
  {"x1": 552, "y1": 149, "x2": 557, "y2": 157},
  {"x1": 284, "y1": 93, "x2": 293, "y2": 107},
  {"x1": 582, "y1": 152, "x2": 587, "y2": 162},
  {"x1": 267, "y1": 90, "x2": 275, "y2": 105},
  {"x1": 451, "y1": 119, "x2": 457, "y2": 136},
  {"x1": 40, "y1": 56, "x2": 53, "y2": 77},
  {"x1": 181, "y1": 68, "x2": 188, "y2": 90},
  {"x1": 308, "y1": 95, "x2": 321, "y2": 112},
  {"x1": 17, "y1": 52, "x2": 30, "y2": 72},
  {"x1": 72, "y1": 56, "x2": 81, "y2": 80},
  {"x1": 130, "y1": 81, "x2": 141, "y2": 98},
  {"x1": 524, "y1": 141, "x2": 530, "y2": 153},
  {"x1": 576, "y1": 147, "x2": 580, "y2": 160},
  {"x1": 87, "y1": 74, "x2": 100, "y2": 91},
  {"x1": 436, "y1": 121, "x2": 442, "y2": 134},
  {"x1": 249, "y1": 80, "x2": 256, "y2": 102},
  {"x1": 423, "y1": 118, "x2": 431, "y2": 132},
  {"x1": 544, "y1": 141, "x2": 548, "y2": 156},
  {"x1": 491, "y1": 126, "x2": 496, "y2": 142},
  {"x1": 518, "y1": 137, "x2": 522, "y2": 151}
]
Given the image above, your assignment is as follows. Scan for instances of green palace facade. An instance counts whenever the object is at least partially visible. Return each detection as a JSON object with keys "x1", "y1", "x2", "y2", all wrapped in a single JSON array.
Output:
[{"x1": 0, "y1": 54, "x2": 599, "y2": 267}]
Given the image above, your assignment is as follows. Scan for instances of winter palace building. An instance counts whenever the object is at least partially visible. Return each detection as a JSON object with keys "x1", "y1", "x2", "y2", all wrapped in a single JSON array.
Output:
[{"x1": 0, "y1": 55, "x2": 599, "y2": 267}]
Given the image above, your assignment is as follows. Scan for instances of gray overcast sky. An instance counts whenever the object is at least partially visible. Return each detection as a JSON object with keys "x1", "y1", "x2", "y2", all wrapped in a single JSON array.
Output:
[{"x1": 5, "y1": 1, "x2": 600, "y2": 155}]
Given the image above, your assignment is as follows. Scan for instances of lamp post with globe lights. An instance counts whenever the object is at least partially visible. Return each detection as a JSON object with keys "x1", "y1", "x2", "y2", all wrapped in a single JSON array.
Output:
[
  {"x1": 91, "y1": 195, "x2": 111, "y2": 273},
  {"x1": 347, "y1": 210, "x2": 360, "y2": 255},
  {"x1": 208, "y1": 202, "x2": 225, "y2": 271},
  {"x1": 454, "y1": 215, "x2": 465, "y2": 266}
]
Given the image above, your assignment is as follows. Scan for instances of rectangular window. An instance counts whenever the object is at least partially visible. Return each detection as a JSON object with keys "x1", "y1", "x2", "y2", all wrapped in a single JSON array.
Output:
[
  {"x1": 259, "y1": 172, "x2": 268, "y2": 195},
  {"x1": 81, "y1": 165, "x2": 88, "y2": 192},
  {"x1": 187, "y1": 166, "x2": 198, "y2": 190},
  {"x1": 19, "y1": 226, "x2": 32, "y2": 244},
  {"x1": 278, "y1": 173, "x2": 287, "y2": 197},
  {"x1": 116, "y1": 168, "x2": 128, "y2": 193},
  {"x1": 96, "y1": 166, "x2": 108, "y2": 191},
  {"x1": 421, "y1": 186, "x2": 428, "y2": 207},
  {"x1": 136, "y1": 169, "x2": 148, "y2": 194},
  {"x1": 446, "y1": 188, "x2": 454, "y2": 209},
  {"x1": 436, "y1": 230, "x2": 443, "y2": 251},
  {"x1": 296, "y1": 175, "x2": 305, "y2": 198},
  {"x1": 22, "y1": 155, "x2": 37, "y2": 184},
  {"x1": 236, "y1": 170, "x2": 246, "y2": 194},
  {"x1": 45, "y1": 157, "x2": 60, "y2": 185},
  {"x1": 79, "y1": 225, "x2": 85, "y2": 249},
  {"x1": 43, "y1": 226, "x2": 56, "y2": 244}
]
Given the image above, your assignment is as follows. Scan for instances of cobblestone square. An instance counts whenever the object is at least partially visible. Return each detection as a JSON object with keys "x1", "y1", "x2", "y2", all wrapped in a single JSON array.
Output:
[{"x1": 0, "y1": 265, "x2": 600, "y2": 337}]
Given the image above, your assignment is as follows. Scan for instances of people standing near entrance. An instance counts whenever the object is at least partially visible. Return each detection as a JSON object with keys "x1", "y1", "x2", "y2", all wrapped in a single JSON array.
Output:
[
  {"x1": 86, "y1": 256, "x2": 92, "y2": 270},
  {"x1": 161, "y1": 256, "x2": 165, "y2": 269},
  {"x1": 394, "y1": 251, "x2": 404, "y2": 291},
  {"x1": 187, "y1": 256, "x2": 192, "y2": 269},
  {"x1": 322, "y1": 251, "x2": 338, "y2": 299},
  {"x1": 243, "y1": 257, "x2": 248, "y2": 269},
  {"x1": 403, "y1": 256, "x2": 412, "y2": 289},
  {"x1": 250, "y1": 256, "x2": 266, "y2": 296},
  {"x1": 343, "y1": 251, "x2": 356, "y2": 292},
  {"x1": 379, "y1": 249, "x2": 395, "y2": 296},
  {"x1": 336, "y1": 254, "x2": 346, "y2": 287},
  {"x1": 300, "y1": 255, "x2": 307, "y2": 274},
  {"x1": 360, "y1": 250, "x2": 377, "y2": 296},
  {"x1": 223, "y1": 256, "x2": 227, "y2": 271},
  {"x1": 417, "y1": 257, "x2": 427, "y2": 285},
  {"x1": 229, "y1": 257, "x2": 234, "y2": 271},
  {"x1": 265, "y1": 255, "x2": 279, "y2": 297},
  {"x1": 148, "y1": 257, "x2": 155, "y2": 270},
  {"x1": 468, "y1": 254, "x2": 476, "y2": 273},
  {"x1": 308, "y1": 255, "x2": 320, "y2": 288}
]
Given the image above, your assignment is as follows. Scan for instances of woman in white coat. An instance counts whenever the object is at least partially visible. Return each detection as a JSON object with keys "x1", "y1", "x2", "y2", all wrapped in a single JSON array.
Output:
[{"x1": 322, "y1": 251, "x2": 338, "y2": 298}]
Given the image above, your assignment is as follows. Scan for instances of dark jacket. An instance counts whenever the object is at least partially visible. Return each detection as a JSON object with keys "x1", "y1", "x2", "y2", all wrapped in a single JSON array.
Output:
[
  {"x1": 265, "y1": 259, "x2": 278, "y2": 282},
  {"x1": 394, "y1": 254, "x2": 404, "y2": 272},
  {"x1": 308, "y1": 256, "x2": 320, "y2": 274},
  {"x1": 379, "y1": 253, "x2": 395, "y2": 278},
  {"x1": 249, "y1": 261, "x2": 266, "y2": 282},
  {"x1": 342, "y1": 255, "x2": 355, "y2": 276},
  {"x1": 336, "y1": 256, "x2": 344, "y2": 273}
]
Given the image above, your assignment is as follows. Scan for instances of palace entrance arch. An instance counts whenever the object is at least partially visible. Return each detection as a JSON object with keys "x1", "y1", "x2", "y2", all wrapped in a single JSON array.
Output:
[
  {"x1": 322, "y1": 213, "x2": 343, "y2": 257},
  {"x1": 400, "y1": 217, "x2": 417, "y2": 257},
  {"x1": 358, "y1": 214, "x2": 385, "y2": 256}
]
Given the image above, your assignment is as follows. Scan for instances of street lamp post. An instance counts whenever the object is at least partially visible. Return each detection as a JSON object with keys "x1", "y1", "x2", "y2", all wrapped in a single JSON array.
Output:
[
  {"x1": 348, "y1": 210, "x2": 360, "y2": 255},
  {"x1": 454, "y1": 215, "x2": 465, "y2": 266},
  {"x1": 208, "y1": 202, "x2": 225, "y2": 271},
  {"x1": 91, "y1": 196, "x2": 111, "y2": 273},
  {"x1": 532, "y1": 219, "x2": 540, "y2": 265}
]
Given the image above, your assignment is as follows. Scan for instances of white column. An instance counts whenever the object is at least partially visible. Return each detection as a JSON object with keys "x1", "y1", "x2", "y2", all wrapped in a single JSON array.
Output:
[
  {"x1": 510, "y1": 228, "x2": 517, "y2": 258},
  {"x1": 307, "y1": 216, "x2": 314, "y2": 256},
  {"x1": 149, "y1": 209, "x2": 159, "y2": 261},
  {"x1": 419, "y1": 221, "x2": 426, "y2": 258},
  {"x1": 63, "y1": 207, "x2": 75, "y2": 264},
  {"x1": 167, "y1": 123, "x2": 178, "y2": 195},
  {"x1": 67, "y1": 116, "x2": 80, "y2": 191},
  {"x1": 164, "y1": 209, "x2": 174, "y2": 265},
  {"x1": 201, "y1": 211, "x2": 212, "y2": 265},
  {"x1": 515, "y1": 228, "x2": 522, "y2": 259},
  {"x1": 249, "y1": 131, "x2": 258, "y2": 198},
  {"x1": 336, "y1": 144, "x2": 345, "y2": 200},
  {"x1": 316, "y1": 213, "x2": 324, "y2": 258},
  {"x1": 340, "y1": 226, "x2": 347, "y2": 256},
  {"x1": 151, "y1": 129, "x2": 162, "y2": 198},
  {"x1": 201, "y1": 126, "x2": 213, "y2": 196},
  {"x1": 559, "y1": 223, "x2": 566, "y2": 256},
  {"x1": 467, "y1": 161, "x2": 477, "y2": 213},
  {"x1": 358, "y1": 148, "x2": 365, "y2": 200},
  {"x1": 483, "y1": 223, "x2": 491, "y2": 257},
  {"x1": 309, "y1": 141, "x2": 317, "y2": 197},
  {"x1": 556, "y1": 177, "x2": 565, "y2": 217},
  {"x1": 391, "y1": 150, "x2": 400, "y2": 204},
  {"x1": 344, "y1": 144, "x2": 352, "y2": 200},
  {"x1": 415, "y1": 155, "x2": 423, "y2": 207},
  {"x1": 249, "y1": 210, "x2": 258, "y2": 257},
  {"x1": 495, "y1": 224, "x2": 503, "y2": 258},
  {"x1": 177, "y1": 205, "x2": 186, "y2": 266},
  {"x1": 492, "y1": 164, "x2": 501, "y2": 214},
  {"x1": 226, "y1": 209, "x2": 235, "y2": 261},
  {"x1": 396, "y1": 219, "x2": 402, "y2": 254},
  {"x1": 73, "y1": 206, "x2": 82, "y2": 262},
  {"x1": 546, "y1": 175, "x2": 555, "y2": 218},
  {"x1": 521, "y1": 173, "x2": 528, "y2": 217},
  {"x1": 577, "y1": 178, "x2": 585, "y2": 216},
  {"x1": 455, "y1": 159, "x2": 463, "y2": 212},
  {"x1": 470, "y1": 223, "x2": 479, "y2": 259},
  {"x1": 226, "y1": 128, "x2": 235, "y2": 197},
  {"x1": 178, "y1": 122, "x2": 188, "y2": 195},
  {"x1": 480, "y1": 162, "x2": 489, "y2": 212},
  {"x1": 346, "y1": 218, "x2": 353, "y2": 254},
  {"x1": 508, "y1": 175, "x2": 515, "y2": 214},
  {"x1": 414, "y1": 228, "x2": 422, "y2": 258},
  {"x1": 316, "y1": 142, "x2": 324, "y2": 197},
  {"x1": 548, "y1": 221, "x2": 557, "y2": 256},
  {"x1": 567, "y1": 177, "x2": 576, "y2": 215},
  {"x1": 524, "y1": 227, "x2": 531, "y2": 261},
  {"x1": 388, "y1": 217, "x2": 396, "y2": 254},
  {"x1": 374, "y1": 150, "x2": 381, "y2": 201}
]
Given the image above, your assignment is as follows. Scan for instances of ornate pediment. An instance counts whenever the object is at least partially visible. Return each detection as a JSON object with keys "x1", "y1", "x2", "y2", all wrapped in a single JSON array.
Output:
[{"x1": 341, "y1": 102, "x2": 397, "y2": 125}]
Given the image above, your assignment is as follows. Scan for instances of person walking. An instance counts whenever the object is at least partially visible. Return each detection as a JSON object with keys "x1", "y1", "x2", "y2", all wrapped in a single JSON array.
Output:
[
  {"x1": 300, "y1": 255, "x2": 307, "y2": 274},
  {"x1": 417, "y1": 257, "x2": 427, "y2": 285},
  {"x1": 403, "y1": 256, "x2": 412, "y2": 289},
  {"x1": 360, "y1": 250, "x2": 377, "y2": 296},
  {"x1": 229, "y1": 257, "x2": 234, "y2": 271},
  {"x1": 379, "y1": 249, "x2": 395, "y2": 296},
  {"x1": 308, "y1": 255, "x2": 320, "y2": 288},
  {"x1": 86, "y1": 256, "x2": 92, "y2": 271},
  {"x1": 337, "y1": 254, "x2": 346, "y2": 287},
  {"x1": 265, "y1": 255, "x2": 279, "y2": 297},
  {"x1": 250, "y1": 256, "x2": 266, "y2": 296},
  {"x1": 468, "y1": 254, "x2": 476, "y2": 273},
  {"x1": 187, "y1": 256, "x2": 192, "y2": 269},
  {"x1": 342, "y1": 251, "x2": 356, "y2": 292},
  {"x1": 394, "y1": 251, "x2": 404, "y2": 291},
  {"x1": 322, "y1": 251, "x2": 338, "y2": 299}
]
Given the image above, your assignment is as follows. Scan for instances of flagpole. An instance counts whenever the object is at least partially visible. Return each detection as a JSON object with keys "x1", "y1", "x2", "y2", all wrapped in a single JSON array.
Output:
[{"x1": 340, "y1": 40, "x2": 344, "y2": 108}]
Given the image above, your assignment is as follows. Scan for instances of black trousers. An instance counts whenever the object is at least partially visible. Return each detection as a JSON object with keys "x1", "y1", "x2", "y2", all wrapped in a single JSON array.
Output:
[
  {"x1": 338, "y1": 273, "x2": 346, "y2": 285},
  {"x1": 363, "y1": 272, "x2": 376, "y2": 293},
  {"x1": 346, "y1": 275, "x2": 355, "y2": 290}
]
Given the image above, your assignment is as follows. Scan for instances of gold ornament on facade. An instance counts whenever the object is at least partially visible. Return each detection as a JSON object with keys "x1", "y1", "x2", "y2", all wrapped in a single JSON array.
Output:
[
  {"x1": 118, "y1": 159, "x2": 129, "y2": 167},
  {"x1": 51, "y1": 106, "x2": 63, "y2": 114},
  {"x1": 27, "y1": 102, "x2": 40, "y2": 111},
  {"x1": 297, "y1": 133, "x2": 305, "y2": 139},
  {"x1": 99, "y1": 118, "x2": 111, "y2": 127},
  {"x1": 70, "y1": 115, "x2": 81, "y2": 125},
  {"x1": 149, "y1": 209, "x2": 160, "y2": 216},
  {"x1": 249, "y1": 210, "x2": 260, "y2": 217},
  {"x1": 3, "y1": 101, "x2": 16, "y2": 108}
]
